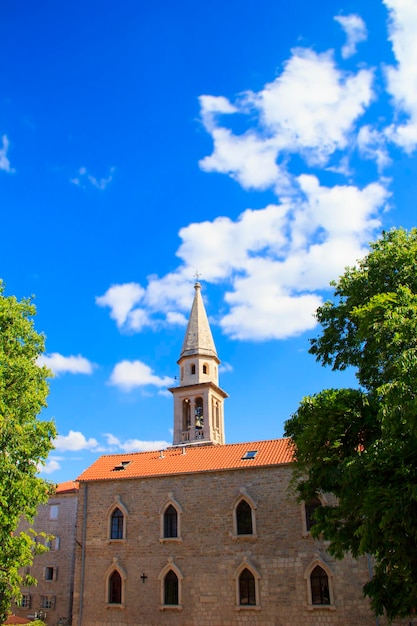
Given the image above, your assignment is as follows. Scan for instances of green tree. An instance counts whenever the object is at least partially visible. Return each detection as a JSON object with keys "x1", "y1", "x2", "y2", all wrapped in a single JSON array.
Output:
[
  {"x1": 284, "y1": 228, "x2": 417, "y2": 621},
  {"x1": 0, "y1": 281, "x2": 56, "y2": 623}
]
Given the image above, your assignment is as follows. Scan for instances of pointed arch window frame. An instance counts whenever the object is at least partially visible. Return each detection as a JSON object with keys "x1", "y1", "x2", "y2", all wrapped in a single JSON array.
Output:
[
  {"x1": 234, "y1": 560, "x2": 261, "y2": 611},
  {"x1": 159, "y1": 494, "x2": 183, "y2": 543},
  {"x1": 158, "y1": 560, "x2": 183, "y2": 610},
  {"x1": 301, "y1": 493, "x2": 328, "y2": 536},
  {"x1": 232, "y1": 489, "x2": 257, "y2": 539},
  {"x1": 104, "y1": 560, "x2": 127, "y2": 608},
  {"x1": 107, "y1": 497, "x2": 129, "y2": 542},
  {"x1": 304, "y1": 559, "x2": 335, "y2": 610}
]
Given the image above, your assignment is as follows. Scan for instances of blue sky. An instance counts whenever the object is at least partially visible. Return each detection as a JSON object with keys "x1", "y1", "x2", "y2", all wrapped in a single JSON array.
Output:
[{"x1": 1, "y1": 0, "x2": 417, "y2": 483}]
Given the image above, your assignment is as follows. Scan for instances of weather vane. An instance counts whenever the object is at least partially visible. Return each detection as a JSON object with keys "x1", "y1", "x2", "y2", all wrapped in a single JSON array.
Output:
[{"x1": 194, "y1": 270, "x2": 202, "y2": 281}]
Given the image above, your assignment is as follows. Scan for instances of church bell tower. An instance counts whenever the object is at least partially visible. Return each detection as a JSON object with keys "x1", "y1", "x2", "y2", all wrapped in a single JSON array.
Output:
[{"x1": 169, "y1": 281, "x2": 227, "y2": 446}]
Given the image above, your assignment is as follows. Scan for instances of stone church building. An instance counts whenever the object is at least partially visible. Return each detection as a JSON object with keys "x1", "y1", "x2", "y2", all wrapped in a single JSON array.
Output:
[{"x1": 68, "y1": 281, "x2": 388, "y2": 626}]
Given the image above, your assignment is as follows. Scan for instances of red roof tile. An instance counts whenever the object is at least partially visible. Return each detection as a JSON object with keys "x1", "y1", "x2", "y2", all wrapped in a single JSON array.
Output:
[
  {"x1": 77, "y1": 438, "x2": 294, "y2": 482},
  {"x1": 4, "y1": 616, "x2": 31, "y2": 625},
  {"x1": 56, "y1": 480, "x2": 79, "y2": 494}
]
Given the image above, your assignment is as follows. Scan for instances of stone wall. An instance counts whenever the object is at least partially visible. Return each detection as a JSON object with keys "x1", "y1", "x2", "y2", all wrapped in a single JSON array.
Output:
[
  {"x1": 72, "y1": 464, "x2": 386, "y2": 626},
  {"x1": 16, "y1": 490, "x2": 78, "y2": 626}
]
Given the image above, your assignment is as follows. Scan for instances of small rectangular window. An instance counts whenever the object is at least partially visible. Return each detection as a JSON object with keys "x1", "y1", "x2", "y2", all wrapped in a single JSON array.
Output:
[
  {"x1": 49, "y1": 504, "x2": 59, "y2": 520},
  {"x1": 46, "y1": 536, "x2": 60, "y2": 550},
  {"x1": 20, "y1": 594, "x2": 31, "y2": 609},
  {"x1": 41, "y1": 595, "x2": 56, "y2": 610},
  {"x1": 44, "y1": 567, "x2": 54, "y2": 581}
]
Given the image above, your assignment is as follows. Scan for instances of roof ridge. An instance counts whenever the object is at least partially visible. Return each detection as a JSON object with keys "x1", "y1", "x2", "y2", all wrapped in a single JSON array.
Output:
[{"x1": 83, "y1": 437, "x2": 292, "y2": 460}]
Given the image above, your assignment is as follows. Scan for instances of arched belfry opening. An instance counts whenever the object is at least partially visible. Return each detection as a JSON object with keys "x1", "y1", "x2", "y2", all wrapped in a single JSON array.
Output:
[{"x1": 169, "y1": 282, "x2": 228, "y2": 446}]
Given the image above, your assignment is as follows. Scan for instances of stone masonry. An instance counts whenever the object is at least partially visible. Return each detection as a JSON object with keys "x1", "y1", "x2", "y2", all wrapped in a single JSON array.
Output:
[
  {"x1": 73, "y1": 464, "x2": 379, "y2": 626},
  {"x1": 15, "y1": 482, "x2": 78, "y2": 626}
]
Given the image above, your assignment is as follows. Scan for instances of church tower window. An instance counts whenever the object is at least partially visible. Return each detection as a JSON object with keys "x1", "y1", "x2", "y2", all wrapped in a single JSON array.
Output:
[
  {"x1": 182, "y1": 399, "x2": 191, "y2": 431},
  {"x1": 190, "y1": 363, "x2": 196, "y2": 375},
  {"x1": 195, "y1": 397, "x2": 203, "y2": 429}
]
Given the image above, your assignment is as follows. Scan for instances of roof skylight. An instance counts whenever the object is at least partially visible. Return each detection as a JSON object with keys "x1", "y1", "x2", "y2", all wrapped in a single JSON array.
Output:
[{"x1": 241, "y1": 450, "x2": 258, "y2": 460}]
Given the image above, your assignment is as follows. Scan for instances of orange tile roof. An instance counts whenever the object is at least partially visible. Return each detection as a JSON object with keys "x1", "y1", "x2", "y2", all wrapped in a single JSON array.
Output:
[
  {"x1": 56, "y1": 480, "x2": 79, "y2": 494},
  {"x1": 4, "y1": 616, "x2": 31, "y2": 625},
  {"x1": 77, "y1": 438, "x2": 294, "y2": 482}
]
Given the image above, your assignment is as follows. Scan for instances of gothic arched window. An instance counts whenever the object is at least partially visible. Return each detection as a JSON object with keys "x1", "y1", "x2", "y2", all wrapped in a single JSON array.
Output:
[
  {"x1": 236, "y1": 500, "x2": 253, "y2": 535},
  {"x1": 190, "y1": 363, "x2": 196, "y2": 375},
  {"x1": 164, "y1": 570, "x2": 179, "y2": 605},
  {"x1": 305, "y1": 497, "x2": 321, "y2": 532},
  {"x1": 110, "y1": 508, "x2": 124, "y2": 540},
  {"x1": 239, "y1": 568, "x2": 256, "y2": 605},
  {"x1": 310, "y1": 565, "x2": 330, "y2": 605},
  {"x1": 164, "y1": 505, "x2": 178, "y2": 538},
  {"x1": 108, "y1": 570, "x2": 122, "y2": 604}
]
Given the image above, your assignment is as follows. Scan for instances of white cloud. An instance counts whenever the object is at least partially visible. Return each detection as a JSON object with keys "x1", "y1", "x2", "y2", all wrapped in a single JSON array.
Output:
[
  {"x1": 97, "y1": 20, "x2": 394, "y2": 343},
  {"x1": 71, "y1": 166, "x2": 115, "y2": 190},
  {"x1": 0, "y1": 135, "x2": 13, "y2": 173},
  {"x1": 177, "y1": 204, "x2": 289, "y2": 282},
  {"x1": 54, "y1": 430, "x2": 99, "y2": 452},
  {"x1": 254, "y1": 50, "x2": 373, "y2": 160},
  {"x1": 99, "y1": 177, "x2": 388, "y2": 342},
  {"x1": 109, "y1": 360, "x2": 175, "y2": 391},
  {"x1": 38, "y1": 353, "x2": 95, "y2": 376},
  {"x1": 357, "y1": 125, "x2": 392, "y2": 171},
  {"x1": 103, "y1": 433, "x2": 170, "y2": 452},
  {"x1": 96, "y1": 282, "x2": 145, "y2": 327},
  {"x1": 384, "y1": 0, "x2": 417, "y2": 151},
  {"x1": 334, "y1": 14, "x2": 368, "y2": 59},
  {"x1": 40, "y1": 458, "x2": 61, "y2": 474},
  {"x1": 199, "y1": 95, "x2": 238, "y2": 125},
  {"x1": 199, "y1": 125, "x2": 286, "y2": 191},
  {"x1": 165, "y1": 311, "x2": 188, "y2": 326},
  {"x1": 199, "y1": 48, "x2": 374, "y2": 193}
]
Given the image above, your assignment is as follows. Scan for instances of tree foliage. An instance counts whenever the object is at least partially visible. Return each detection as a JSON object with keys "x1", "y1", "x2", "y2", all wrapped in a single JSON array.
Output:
[
  {"x1": 0, "y1": 281, "x2": 56, "y2": 622},
  {"x1": 284, "y1": 228, "x2": 417, "y2": 621}
]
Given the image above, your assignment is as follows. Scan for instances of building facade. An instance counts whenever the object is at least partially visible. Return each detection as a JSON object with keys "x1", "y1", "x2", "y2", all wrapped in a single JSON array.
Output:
[
  {"x1": 15, "y1": 481, "x2": 79, "y2": 625},
  {"x1": 10, "y1": 281, "x2": 415, "y2": 626},
  {"x1": 69, "y1": 282, "x2": 402, "y2": 626},
  {"x1": 72, "y1": 443, "x2": 381, "y2": 626}
]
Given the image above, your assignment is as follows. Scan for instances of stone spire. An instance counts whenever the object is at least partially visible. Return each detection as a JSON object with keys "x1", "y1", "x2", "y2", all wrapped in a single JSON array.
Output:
[
  {"x1": 169, "y1": 281, "x2": 227, "y2": 446},
  {"x1": 180, "y1": 282, "x2": 219, "y2": 361}
]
